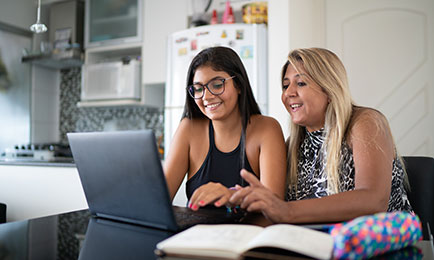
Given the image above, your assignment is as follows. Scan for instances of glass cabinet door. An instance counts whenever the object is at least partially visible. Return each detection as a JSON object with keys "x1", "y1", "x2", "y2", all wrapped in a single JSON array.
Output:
[{"x1": 85, "y1": 0, "x2": 142, "y2": 47}]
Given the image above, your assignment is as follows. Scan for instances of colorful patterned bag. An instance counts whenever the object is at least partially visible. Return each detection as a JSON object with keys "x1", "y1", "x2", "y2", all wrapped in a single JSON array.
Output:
[{"x1": 330, "y1": 211, "x2": 422, "y2": 259}]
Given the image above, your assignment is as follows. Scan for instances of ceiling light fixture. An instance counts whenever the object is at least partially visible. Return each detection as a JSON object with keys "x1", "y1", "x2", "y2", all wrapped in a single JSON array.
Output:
[{"x1": 30, "y1": 0, "x2": 48, "y2": 34}]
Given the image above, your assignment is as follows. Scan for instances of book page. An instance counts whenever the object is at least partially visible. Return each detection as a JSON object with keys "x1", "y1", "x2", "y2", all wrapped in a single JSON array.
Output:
[
  {"x1": 157, "y1": 224, "x2": 264, "y2": 258},
  {"x1": 245, "y1": 224, "x2": 333, "y2": 260}
]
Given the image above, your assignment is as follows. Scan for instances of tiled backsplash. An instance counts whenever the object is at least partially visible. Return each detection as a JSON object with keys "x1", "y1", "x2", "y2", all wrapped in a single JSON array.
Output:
[
  {"x1": 59, "y1": 68, "x2": 164, "y2": 145},
  {"x1": 57, "y1": 68, "x2": 165, "y2": 258}
]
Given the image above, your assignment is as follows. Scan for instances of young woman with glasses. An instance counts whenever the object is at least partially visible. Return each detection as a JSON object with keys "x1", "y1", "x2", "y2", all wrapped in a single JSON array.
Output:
[{"x1": 164, "y1": 46, "x2": 287, "y2": 211}]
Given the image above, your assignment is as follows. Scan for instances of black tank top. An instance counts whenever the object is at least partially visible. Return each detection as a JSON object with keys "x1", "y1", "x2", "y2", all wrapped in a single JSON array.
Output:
[{"x1": 185, "y1": 121, "x2": 254, "y2": 200}]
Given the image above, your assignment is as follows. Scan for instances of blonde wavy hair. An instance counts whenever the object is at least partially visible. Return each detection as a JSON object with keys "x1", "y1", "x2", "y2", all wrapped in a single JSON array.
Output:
[{"x1": 283, "y1": 48, "x2": 354, "y2": 194}]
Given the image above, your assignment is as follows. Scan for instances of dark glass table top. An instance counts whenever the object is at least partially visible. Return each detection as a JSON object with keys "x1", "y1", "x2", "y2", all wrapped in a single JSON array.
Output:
[
  {"x1": 79, "y1": 217, "x2": 173, "y2": 260},
  {"x1": 0, "y1": 209, "x2": 432, "y2": 260}
]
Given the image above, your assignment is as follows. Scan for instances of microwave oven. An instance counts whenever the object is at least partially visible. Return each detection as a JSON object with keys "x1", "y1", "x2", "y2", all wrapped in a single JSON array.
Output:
[{"x1": 81, "y1": 60, "x2": 141, "y2": 101}]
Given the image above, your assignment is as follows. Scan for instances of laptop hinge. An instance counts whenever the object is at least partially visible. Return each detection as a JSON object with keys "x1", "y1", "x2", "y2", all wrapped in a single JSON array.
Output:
[{"x1": 96, "y1": 213, "x2": 173, "y2": 231}]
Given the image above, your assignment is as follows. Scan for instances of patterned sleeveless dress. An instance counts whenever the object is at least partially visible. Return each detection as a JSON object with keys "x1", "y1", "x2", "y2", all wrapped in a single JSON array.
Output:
[{"x1": 286, "y1": 128, "x2": 413, "y2": 212}]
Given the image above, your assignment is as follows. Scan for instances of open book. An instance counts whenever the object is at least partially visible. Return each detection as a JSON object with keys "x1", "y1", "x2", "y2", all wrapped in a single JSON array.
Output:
[{"x1": 155, "y1": 224, "x2": 333, "y2": 260}]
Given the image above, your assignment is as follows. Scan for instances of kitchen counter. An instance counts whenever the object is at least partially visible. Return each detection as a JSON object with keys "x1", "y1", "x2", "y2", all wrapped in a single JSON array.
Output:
[
  {"x1": 0, "y1": 159, "x2": 187, "y2": 222},
  {"x1": 0, "y1": 159, "x2": 187, "y2": 215},
  {"x1": 0, "y1": 164, "x2": 88, "y2": 222},
  {"x1": 0, "y1": 158, "x2": 75, "y2": 167}
]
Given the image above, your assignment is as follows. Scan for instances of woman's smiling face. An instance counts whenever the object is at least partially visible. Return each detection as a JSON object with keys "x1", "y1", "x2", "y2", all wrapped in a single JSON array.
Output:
[
  {"x1": 281, "y1": 63, "x2": 329, "y2": 132},
  {"x1": 193, "y1": 66, "x2": 240, "y2": 121}
]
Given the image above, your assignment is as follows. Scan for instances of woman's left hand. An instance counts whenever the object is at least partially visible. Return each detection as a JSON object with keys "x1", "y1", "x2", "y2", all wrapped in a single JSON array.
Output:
[
  {"x1": 230, "y1": 169, "x2": 289, "y2": 223},
  {"x1": 188, "y1": 182, "x2": 235, "y2": 211}
]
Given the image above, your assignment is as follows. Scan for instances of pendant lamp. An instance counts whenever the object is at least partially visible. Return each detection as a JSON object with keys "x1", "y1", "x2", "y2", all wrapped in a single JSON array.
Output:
[{"x1": 30, "y1": 0, "x2": 48, "y2": 34}]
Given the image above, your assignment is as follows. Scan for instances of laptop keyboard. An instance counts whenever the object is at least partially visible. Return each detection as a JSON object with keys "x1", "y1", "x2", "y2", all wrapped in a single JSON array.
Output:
[
  {"x1": 173, "y1": 206, "x2": 246, "y2": 230},
  {"x1": 175, "y1": 210, "x2": 212, "y2": 225}
]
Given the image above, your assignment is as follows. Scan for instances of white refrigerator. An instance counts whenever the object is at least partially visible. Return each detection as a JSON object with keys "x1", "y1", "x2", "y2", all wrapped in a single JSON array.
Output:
[{"x1": 164, "y1": 23, "x2": 268, "y2": 159}]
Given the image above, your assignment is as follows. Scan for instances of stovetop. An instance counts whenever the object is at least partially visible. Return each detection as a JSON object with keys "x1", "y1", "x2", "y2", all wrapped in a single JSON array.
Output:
[{"x1": 1, "y1": 143, "x2": 73, "y2": 162}]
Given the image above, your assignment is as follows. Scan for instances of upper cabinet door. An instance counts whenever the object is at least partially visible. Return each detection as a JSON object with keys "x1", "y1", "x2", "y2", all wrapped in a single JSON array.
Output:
[{"x1": 85, "y1": 0, "x2": 142, "y2": 48}]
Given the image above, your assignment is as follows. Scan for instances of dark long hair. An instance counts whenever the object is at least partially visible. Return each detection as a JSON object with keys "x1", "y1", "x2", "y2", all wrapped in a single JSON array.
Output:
[{"x1": 182, "y1": 46, "x2": 261, "y2": 169}]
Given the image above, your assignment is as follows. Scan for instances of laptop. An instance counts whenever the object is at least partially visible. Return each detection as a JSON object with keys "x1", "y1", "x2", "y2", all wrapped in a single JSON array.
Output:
[{"x1": 67, "y1": 130, "x2": 244, "y2": 232}]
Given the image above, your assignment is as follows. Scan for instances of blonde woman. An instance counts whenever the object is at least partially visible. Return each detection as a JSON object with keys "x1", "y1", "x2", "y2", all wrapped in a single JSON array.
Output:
[{"x1": 230, "y1": 48, "x2": 412, "y2": 223}]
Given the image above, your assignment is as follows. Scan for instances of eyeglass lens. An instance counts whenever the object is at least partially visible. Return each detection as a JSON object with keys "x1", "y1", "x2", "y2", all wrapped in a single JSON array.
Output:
[{"x1": 189, "y1": 78, "x2": 225, "y2": 99}]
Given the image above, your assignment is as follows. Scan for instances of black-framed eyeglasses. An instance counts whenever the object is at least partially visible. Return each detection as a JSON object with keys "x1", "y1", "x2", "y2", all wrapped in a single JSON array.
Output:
[{"x1": 187, "y1": 76, "x2": 235, "y2": 99}]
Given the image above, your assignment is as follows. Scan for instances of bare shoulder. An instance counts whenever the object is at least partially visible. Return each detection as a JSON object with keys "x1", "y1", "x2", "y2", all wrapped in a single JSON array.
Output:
[
  {"x1": 347, "y1": 107, "x2": 393, "y2": 147},
  {"x1": 352, "y1": 106, "x2": 387, "y2": 121},
  {"x1": 247, "y1": 115, "x2": 285, "y2": 146},
  {"x1": 170, "y1": 117, "x2": 209, "y2": 152},
  {"x1": 173, "y1": 117, "x2": 209, "y2": 145},
  {"x1": 350, "y1": 107, "x2": 389, "y2": 132},
  {"x1": 248, "y1": 114, "x2": 283, "y2": 133},
  {"x1": 177, "y1": 117, "x2": 208, "y2": 133}
]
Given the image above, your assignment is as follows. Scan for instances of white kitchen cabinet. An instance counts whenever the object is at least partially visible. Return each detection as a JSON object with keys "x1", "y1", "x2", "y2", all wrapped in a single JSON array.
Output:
[
  {"x1": 85, "y1": 0, "x2": 142, "y2": 48},
  {"x1": 80, "y1": 0, "x2": 189, "y2": 107}
]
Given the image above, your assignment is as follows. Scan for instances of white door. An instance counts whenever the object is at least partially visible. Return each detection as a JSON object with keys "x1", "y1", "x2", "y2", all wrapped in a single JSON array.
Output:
[{"x1": 326, "y1": 0, "x2": 434, "y2": 157}]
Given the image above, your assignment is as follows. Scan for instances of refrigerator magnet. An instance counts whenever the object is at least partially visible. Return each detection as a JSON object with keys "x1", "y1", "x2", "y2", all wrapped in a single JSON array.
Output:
[
  {"x1": 191, "y1": 39, "x2": 197, "y2": 51},
  {"x1": 240, "y1": 46, "x2": 253, "y2": 59},
  {"x1": 196, "y1": 31, "x2": 209, "y2": 37},
  {"x1": 221, "y1": 30, "x2": 227, "y2": 38},
  {"x1": 175, "y1": 37, "x2": 188, "y2": 44},
  {"x1": 178, "y1": 47, "x2": 187, "y2": 56},
  {"x1": 236, "y1": 30, "x2": 244, "y2": 40}
]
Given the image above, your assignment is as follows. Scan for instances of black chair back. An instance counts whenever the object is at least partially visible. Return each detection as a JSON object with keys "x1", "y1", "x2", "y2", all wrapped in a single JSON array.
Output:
[
  {"x1": 0, "y1": 203, "x2": 5, "y2": 224},
  {"x1": 402, "y1": 156, "x2": 434, "y2": 240}
]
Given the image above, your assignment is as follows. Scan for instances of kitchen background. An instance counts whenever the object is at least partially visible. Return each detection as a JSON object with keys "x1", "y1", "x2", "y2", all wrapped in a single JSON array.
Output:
[
  {"x1": 1, "y1": 0, "x2": 433, "y2": 222},
  {"x1": 1, "y1": 0, "x2": 180, "y2": 159},
  {"x1": 0, "y1": 0, "x2": 433, "y2": 259},
  {"x1": 1, "y1": 0, "x2": 433, "y2": 159}
]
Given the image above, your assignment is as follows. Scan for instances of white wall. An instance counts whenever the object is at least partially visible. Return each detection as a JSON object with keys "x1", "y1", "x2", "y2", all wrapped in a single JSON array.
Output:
[
  {"x1": 0, "y1": 0, "x2": 36, "y2": 30},
  {"x1": 31, "y1": 66, "x2": 60, "y2": 143},
  {"x1": 267, "y1": 0, "x2": 434, "y2": 158},
  {"x1": 0, "y1": 30, "x2": 32, "y2": 154},
  {"x1": 267, "y1": 0, "x2": 290, "y2": 138},
  {"x1": 1, "y1": 0, "x2": 59, "y2": 146},
  {"x1": 267, "y1": 0, "x2": 325, "y2": 139},
  {"x1": 325, "y1": 0, "x2": 434, "y2": 157},
  {"x1": 142, "y1": 0, "x2": 189, "y2": 84}
]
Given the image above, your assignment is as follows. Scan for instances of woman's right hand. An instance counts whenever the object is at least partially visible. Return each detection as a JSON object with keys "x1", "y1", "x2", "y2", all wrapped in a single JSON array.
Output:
[
  {"x1": 230, "y1": 169, "x2": 290, "y2": 223},
  {"x1": 188, "y1": 182, "x2": 235, "y2": 210}
]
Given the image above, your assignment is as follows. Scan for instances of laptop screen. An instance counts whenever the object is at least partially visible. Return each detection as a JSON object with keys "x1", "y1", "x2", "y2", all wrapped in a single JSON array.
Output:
[{"x1": 68, "y1": 130, "x2": 178, "y2": 232}]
